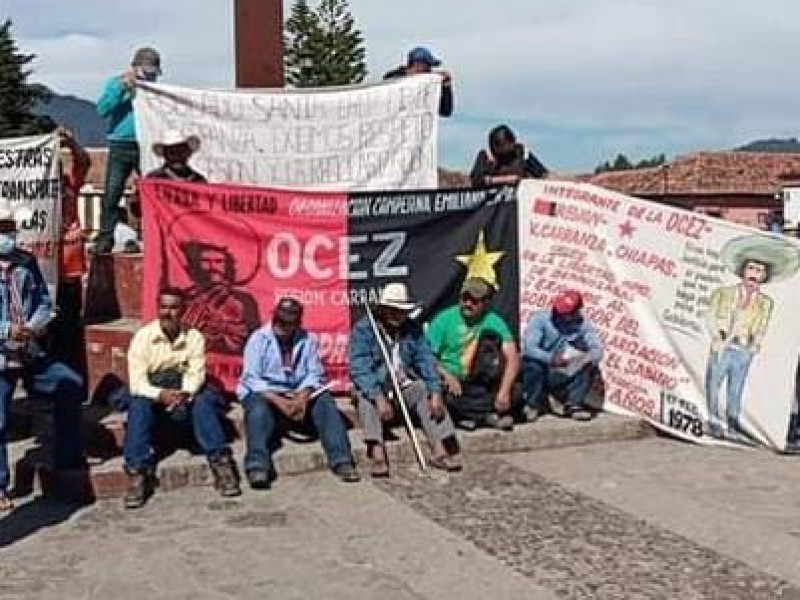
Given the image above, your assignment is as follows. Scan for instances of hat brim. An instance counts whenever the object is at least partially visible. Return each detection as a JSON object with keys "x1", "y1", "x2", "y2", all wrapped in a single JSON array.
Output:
[
  {"x1": 721, "y1": 235, "x2": 800, "y2": 283},
  {"x1": 152, "y1": 135, "x2": 200, "y2": 157},
  {"x1": 378, "y1": 300, "x2": 418, "y2": 312}
]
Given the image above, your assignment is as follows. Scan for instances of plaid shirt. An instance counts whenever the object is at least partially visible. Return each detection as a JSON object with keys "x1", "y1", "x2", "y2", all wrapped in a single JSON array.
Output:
[{"x1": 0, "y1": 250, "x2": 53, "y2": 369}]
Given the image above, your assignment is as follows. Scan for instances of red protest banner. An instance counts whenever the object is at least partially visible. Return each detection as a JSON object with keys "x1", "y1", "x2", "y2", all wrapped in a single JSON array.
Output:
[{"x1": 139, "y1": 179, "x2": 350, "y2": 391}]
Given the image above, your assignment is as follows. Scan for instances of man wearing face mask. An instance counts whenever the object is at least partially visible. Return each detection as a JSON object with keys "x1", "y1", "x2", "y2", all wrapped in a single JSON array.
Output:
[
  {"x1": 146, "y1": 131, "x2": 207, "y2": 183},
  {"x1": 94, "y1": 46, "x2": 162, "y2": 254},
  {"x1": 470, "y1": 124, "x2": 548, "y2": 188},
  {"x1": 0, "y1": 205, "x2": 85, "y2": 512},
  {"x1": 522, "y1": 290, "x2": 604, "y2": 423},
  {"x1": 238, "y1": 297, "x2": 359, "y2": 489}
]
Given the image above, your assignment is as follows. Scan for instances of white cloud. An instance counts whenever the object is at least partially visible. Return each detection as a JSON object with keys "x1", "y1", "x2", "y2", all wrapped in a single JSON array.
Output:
[{"x1": 7, "y1": 0, "x2": 800, "y2": 170}]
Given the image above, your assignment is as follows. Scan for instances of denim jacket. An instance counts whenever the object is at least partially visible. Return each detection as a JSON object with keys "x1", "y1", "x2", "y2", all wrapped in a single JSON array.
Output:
[
  {"x1": 236, "y1": 324, "x2": 325, "y2": 399},
  {"x1": 349, "y1": 316, "x2": 441, "y2": 401},
  {"x1": 0, "y1": 249, "x2": 53, "y2": 370},
  {"x1": 523, "y1": 310, "x2": 604, "y2": 365}
]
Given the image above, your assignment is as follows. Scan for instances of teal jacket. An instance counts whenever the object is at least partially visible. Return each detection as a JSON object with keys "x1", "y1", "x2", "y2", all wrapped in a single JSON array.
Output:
[{"x1": 96, "y1": 76, "x2": 136, "y2": 142}]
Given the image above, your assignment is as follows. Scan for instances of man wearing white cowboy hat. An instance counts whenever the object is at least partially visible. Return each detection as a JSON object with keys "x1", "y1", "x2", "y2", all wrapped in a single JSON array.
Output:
[
  {"x1": 705, "y1": 234, "x2": 800, "y2": 437},
  {"x1": 146, "y1": 130, "x2": 206, "y2": 183},
  {"x1": 0, "y1": 203, "x2": 85, "y2": 511},
  {"x1": 349, "y1": 282, "x2": 461, "y2": 476}
]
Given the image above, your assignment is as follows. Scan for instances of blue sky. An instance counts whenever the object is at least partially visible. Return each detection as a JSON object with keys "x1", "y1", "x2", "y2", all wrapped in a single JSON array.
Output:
[{"x1": 7, "y1": 0, "x2": 800, "y2": 173}]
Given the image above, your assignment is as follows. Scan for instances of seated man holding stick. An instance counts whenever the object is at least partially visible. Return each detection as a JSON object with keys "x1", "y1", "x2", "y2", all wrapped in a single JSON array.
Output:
[{"x1": 350, "y1": 283, "x2": 461, "y2": 477}]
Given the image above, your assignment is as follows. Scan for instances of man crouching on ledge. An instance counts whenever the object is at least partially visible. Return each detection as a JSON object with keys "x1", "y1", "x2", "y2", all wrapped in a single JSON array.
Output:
[{"x1": 119, "y1": 287, "x2": 240, "y2": 509}]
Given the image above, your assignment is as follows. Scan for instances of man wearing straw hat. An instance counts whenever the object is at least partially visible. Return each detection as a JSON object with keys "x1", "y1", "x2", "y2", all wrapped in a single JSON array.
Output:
[
  {"x1": 146, "y1": 130, "x2": 207, "y2": 183},
  {"x1": 350, "y1": 282, "x2": 461, "y2": 477},
  {"x1": 705, "y1": 234, "x2": 800, "y2": 437}
]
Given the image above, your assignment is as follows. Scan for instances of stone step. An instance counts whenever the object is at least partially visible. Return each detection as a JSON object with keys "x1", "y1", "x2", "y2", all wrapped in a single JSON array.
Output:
[{"x1": 10, "y1": 413, "x2": 655, "y2": 501}]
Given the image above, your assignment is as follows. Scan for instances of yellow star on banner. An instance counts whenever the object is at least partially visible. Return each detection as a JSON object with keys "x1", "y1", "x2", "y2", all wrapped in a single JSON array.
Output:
[{"x1": 455, "y1": 230, "x2": 505, "y2": 290}]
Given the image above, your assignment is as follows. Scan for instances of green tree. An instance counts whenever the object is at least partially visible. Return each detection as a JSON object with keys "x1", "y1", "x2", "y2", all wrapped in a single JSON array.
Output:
[
  {"x1": 0, "y1": 19, "x2": 53, "y2": 137},
  {"x1": 595, "y1": 152, "x2": 666, "y2": 173},
  {"x1": 284, "y1": 0, "x2": 367, "y2": 88}
]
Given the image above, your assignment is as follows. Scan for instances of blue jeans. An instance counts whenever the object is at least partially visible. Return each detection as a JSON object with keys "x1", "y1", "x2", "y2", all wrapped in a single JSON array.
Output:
[
  {"x1": 0, "y1": 360, "x2": 85, "y2": 491},
  {"x1": 705, "y1": 346, "x2": 753, "y2": 434},
  {"x1": 97, "y1": 140, "x2": 139, "y2": 245},
  {"x1": 241, "y1": 391, "x2": 352, "y2": 473},
  {"x1": 123, "y1": 386, "x2": 230, "y2": 471},
  {"x1": 522, "y1": 358, "x2": 592, "y2": 411}
]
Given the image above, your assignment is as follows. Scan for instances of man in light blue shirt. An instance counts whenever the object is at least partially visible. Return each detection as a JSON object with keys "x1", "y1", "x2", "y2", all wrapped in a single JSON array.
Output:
[
  {"x1": 522, "y1": 290, "x2": 604, "y2": 422},
  {"x1": 94, "y1": 46, "x2": 161, "y2": 254},
  {"x1": 237, "y1": 297, "x2": 359, "y2": 488}
]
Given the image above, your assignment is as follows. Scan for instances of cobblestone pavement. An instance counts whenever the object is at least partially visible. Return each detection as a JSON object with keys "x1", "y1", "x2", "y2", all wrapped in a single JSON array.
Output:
[
  {"x1": 0, "y1": 467, "x2": 545, "y2": 600},
  {"x1": 376, "y1": 453, "x2": 800, "y2": 600},
  {"x1": 3, "y1": 438, "x2": 800, "y2": 599}
]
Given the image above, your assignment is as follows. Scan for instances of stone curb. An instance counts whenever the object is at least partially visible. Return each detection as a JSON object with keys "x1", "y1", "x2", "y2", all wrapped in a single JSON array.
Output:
[{"x1": 80, "y1": 414, "x2": 655, "y2": 499}]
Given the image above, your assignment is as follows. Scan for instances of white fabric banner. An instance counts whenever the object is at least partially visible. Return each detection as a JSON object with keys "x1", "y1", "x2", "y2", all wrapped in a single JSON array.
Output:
[
  {"x1": 133, "y1": 77, "x2": 442, "y2": 191},
  {"x1": 518, "y1": 179, "x2": 800, "y2": 450},
  {"x1": 0, "y1": 133, "x2": 61, "y2": 294}
]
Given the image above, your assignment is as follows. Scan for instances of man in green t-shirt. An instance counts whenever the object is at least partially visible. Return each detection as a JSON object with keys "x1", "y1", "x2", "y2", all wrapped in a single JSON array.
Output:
[{"x1": 426, "y1": 277, "x2": 520, "y2": 430}]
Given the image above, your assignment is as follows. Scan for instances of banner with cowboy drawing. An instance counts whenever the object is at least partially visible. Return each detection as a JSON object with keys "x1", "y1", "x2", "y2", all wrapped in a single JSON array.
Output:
[
  {"x1": 0, "y1": 134, "x2": 61, "y2": 294},
  {"x1": 518, "y1": 179, "x2": 800, "y2": 450},
  {"x1": 139, "y1": 179, "x2": 516, "y2": 392},
  {"x1": 133, "y1": 76, "x2": 442, "y2": 192}
]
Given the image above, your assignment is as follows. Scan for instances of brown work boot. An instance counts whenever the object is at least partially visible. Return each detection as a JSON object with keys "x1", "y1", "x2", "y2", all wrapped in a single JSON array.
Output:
[
  {"x1": 124, "y1": 467, "x2": 153, "y2": 510},
  {"x1": 210, "y1": 456, "x2": 241, "y2": 497}
]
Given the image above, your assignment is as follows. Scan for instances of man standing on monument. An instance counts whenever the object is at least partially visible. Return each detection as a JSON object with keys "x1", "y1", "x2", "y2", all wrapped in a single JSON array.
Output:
[
  {"x1": 94, "y1": 46, "x2": 162, "y2": 254},
  {"x1": 384, "y1": 46, "x2": 454, "y2": 117}
]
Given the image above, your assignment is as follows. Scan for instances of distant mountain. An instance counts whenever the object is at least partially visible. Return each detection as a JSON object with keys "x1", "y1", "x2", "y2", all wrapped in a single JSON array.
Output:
[
  {"x1": 735, "y1": 138, "x2": 800, "y2": 153},
  {"x1": 34, "y1": 91, "x2": 107, "y2": 147}
]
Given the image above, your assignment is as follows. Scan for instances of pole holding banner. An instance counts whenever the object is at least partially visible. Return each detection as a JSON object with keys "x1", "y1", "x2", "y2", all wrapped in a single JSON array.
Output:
[{"x1": 364, "y1": 303, "x2": 428, "y2": 472}]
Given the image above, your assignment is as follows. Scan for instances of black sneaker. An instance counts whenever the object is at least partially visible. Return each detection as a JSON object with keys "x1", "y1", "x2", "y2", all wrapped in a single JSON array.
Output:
[
  {"x1": 332, "y1": 463, "x2": 361, "y2": 483},
  {"x1": 246, "y1": 469, "x2": 271, "y2": 490}
]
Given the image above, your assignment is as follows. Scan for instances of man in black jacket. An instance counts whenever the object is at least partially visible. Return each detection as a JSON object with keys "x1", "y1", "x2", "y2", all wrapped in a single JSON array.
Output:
[
  {"x1": 383, "y1": 46, "x2": 454, "y2": 117},
  {"x1": 470, "y1": 124, "x2": 548, "y2": 187}
]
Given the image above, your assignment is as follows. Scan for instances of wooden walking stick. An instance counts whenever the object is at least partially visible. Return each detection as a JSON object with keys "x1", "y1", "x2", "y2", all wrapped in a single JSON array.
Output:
[{"x1": 364, "y1": 303, "x2": 428, "y2": 472}]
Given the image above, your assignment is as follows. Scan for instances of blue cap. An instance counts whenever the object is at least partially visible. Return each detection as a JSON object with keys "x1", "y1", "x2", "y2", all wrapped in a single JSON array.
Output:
[{"x1": 407, "y1": 46, "x2": 441, "y2": 68}]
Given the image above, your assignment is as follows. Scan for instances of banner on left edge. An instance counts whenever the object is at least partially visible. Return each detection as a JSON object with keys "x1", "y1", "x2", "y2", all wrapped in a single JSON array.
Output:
[{"x1": 0, "y1": 133, "x2": 61, "y2": 296}]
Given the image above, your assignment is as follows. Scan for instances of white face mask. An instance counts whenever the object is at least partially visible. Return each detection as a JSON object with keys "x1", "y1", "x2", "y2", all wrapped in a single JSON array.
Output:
[{"x1": 0, "y1": 232, "x2": 17, "y2": 255}]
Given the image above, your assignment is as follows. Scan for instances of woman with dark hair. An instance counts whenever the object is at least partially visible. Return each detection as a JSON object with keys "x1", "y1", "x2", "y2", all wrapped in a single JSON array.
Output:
[{"x1": 470, "y1": 124, "x2": 549, "y2": 187}]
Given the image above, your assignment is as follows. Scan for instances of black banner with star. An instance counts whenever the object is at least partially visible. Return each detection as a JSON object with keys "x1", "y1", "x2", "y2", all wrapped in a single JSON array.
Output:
[{"x1": 348, "y1": 185, "x2": 520, "y2": 337}]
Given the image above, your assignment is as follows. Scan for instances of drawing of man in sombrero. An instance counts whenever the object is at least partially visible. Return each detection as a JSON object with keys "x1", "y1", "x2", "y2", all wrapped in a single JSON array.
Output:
[{"x1": 705, "y1": 235, "x2": 800, "y2": 437}]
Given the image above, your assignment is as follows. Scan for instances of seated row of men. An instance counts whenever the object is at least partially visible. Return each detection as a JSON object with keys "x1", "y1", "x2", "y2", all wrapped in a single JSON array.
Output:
[
  {"x1": 0, "y1": 207, "x2": 603, "y2": 511},
  {"x1": 117, "y1": 277, "x2": 603, "y2": 509}
]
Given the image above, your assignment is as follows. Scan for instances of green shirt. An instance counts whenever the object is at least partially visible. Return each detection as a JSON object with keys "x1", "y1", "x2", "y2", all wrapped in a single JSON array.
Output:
[{"x1": 426, "y1": 305, "x2": 514, "y2": 380}]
